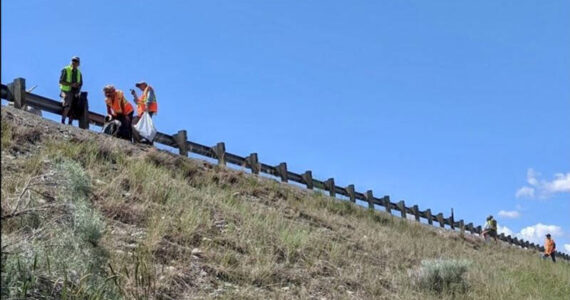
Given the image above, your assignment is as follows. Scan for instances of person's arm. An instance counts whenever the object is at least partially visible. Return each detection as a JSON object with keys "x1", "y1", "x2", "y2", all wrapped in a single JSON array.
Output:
[
  {"x1": 130, "y1": 89, "x2": 139, "y2": 103},
  {"x1": 77, "y1": 72, "x2": 83, "y2": 90},
  {"x1": 59, "y1": 69, "x2": 70, "y2": 86}
]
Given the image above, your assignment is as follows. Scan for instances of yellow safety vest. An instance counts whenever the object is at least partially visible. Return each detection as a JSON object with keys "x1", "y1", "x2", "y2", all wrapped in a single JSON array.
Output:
[{"x1": 60, "y1": 65, "x2": 81, "y2": 92}]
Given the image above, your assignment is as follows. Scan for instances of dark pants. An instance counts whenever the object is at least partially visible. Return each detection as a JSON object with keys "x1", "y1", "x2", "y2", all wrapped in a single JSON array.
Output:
[
  {"x1": 543, "y1": 253, "x2": 556, "y2": 262},
  {"x1": 61, "y1": 91, "x2": 79, "y2": 124},
  {"x1": 115, "y1": 112, "x2": 133, "y2": 141}
]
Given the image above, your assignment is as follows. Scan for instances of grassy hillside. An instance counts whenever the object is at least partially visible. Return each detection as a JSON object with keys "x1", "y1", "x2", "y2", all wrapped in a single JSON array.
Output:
[{"x1": 2, "y1": 106, "x2": 569, "y2": 299}]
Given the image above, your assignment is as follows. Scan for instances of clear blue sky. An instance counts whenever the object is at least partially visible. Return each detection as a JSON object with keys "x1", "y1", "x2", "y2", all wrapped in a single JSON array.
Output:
[{"x1": 2, "y1": 1, "x2": 569, "y2": 253}]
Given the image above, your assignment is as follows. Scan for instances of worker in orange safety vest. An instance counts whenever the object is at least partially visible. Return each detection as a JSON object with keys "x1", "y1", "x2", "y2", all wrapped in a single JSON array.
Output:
[
  {"x1": 130, "y1": 81, "x2": 158, "y2": 118},
  {"x1": 542, "y1": 233, "x2": 556, "y2": 262},
  {"x1": 104, "y1": 85, "x2": 134, "y2": 141},
  {"x1": 130, "y1": 81, "x2": 158, "y2": 144}
]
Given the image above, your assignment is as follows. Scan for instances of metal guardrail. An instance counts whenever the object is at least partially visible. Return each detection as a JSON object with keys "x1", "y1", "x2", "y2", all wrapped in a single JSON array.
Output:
[{"x1": 2, "y1": 78, "x2": 568, "y2": 261}]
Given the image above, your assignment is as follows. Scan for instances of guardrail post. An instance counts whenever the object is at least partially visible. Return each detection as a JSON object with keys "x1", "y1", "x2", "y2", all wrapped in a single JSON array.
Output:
[
  {"x1": 325, "y1": 178, "x2": 335, "y2": 197},
  {"x1": 436, "y1": 213, "x2": 445, "y2": 228},
  {"x1": 459, "y1": 220, "x2": 465, "y2": 234},
  {"x1": 346, "y1": 184, "x2": 355, "y2": 203},
  {"x1": 212, "y1": 142, "x2": 226, "y2": 166},
  {"x1": 397, "y1": 200, "x2": 406, "y2": 218},
  {"x1": 13, "y1": 78, "x2": 26, "y2": 109},
  {"x1": 78, "y1": 92, "x2": 89, "y2": 129},
  {"x1": 174, "y1": 130, "x2": 188, "y2": 156},
  {"x1": 245, "y1": 153, "x2": 260, "y2": 174},
  {"x1": 466, "y1": 222, "x2": 474, "y2": 234},
  {"x1": 301, "y1": 171, "x2": 313, "y2": 190},
  {"x1": 449, "y1": 212, "x2": 455, "y2": 230},
  {"x1": 365, "y1": 190, "x2": 374, "y2": 209},
  {"x1": 425, "y1": 209, "x2": 433, "y2": 225},
  {"x1": 383, "y1": 196, "x2": 391, "y2": 214},
  {"x1": 276, "y1": 163, "x2": 288, "y2": 182},
  {"x1": 412, "y1": 205, "x2": 420, "y2": 222},
  {"x1": 498, "y1": 233, "x2": 505, "y2": 241}
]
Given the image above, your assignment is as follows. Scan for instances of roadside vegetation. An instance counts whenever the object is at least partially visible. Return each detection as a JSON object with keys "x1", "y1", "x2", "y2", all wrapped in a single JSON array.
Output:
[{"x1": 2, "y1": 107, "x2": 569, "y2": 299}]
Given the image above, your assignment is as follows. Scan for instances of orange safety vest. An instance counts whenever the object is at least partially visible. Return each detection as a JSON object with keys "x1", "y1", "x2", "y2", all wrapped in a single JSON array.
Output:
[
  {"x1": 106, "y1": 90, "x2": 133, "y2": 116},
  {"x1": 136, "y1": 85, "x2": 158, "y2": 116},
  {"x1": 544, "y1": 238, "x2": 555, "y2": 255}
]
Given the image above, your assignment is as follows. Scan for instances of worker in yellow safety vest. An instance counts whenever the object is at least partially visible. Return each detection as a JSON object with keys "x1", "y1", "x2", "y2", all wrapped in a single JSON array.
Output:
[
  {"x1": 481, "y1": 215, "x2": 498, "y2": 242},
  {"x1": 59, "y1": 56, "x2": 83, "y2": 125}
]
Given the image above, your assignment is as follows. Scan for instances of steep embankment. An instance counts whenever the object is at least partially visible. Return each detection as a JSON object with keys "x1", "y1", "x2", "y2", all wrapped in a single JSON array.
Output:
[{"x1": 1, "y1": 106, "x2": 569, "y2": 299}]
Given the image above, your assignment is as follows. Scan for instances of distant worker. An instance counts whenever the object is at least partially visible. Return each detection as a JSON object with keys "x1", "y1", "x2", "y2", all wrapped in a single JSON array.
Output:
[
  {"x1": 130, "y1": 81, "x2": 158, "y2": 143},
  {"x1": 59, "y1": 56, "x2": 83, "y2": 125},
  {"x1": 542, "y1": 233, "x2": 556, "y2": 262},
  {"x1": 481, "y1": 215, "x2": 498, "y2": 242},
  {"x1": 103, "y1": 85, "x2": 134, "y2": 141},
  {"x1": 130, "y1": 81, "x2": 158, "y2": 118}
]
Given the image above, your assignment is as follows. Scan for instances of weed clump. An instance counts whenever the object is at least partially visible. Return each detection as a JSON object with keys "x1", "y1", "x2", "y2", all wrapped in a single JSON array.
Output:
[
  {"x1": 1, "y1": 159, "x2": 115, "y2": 298},
  {"x1": 410, "y1": 258, "x2": 471, "y2": 295}
]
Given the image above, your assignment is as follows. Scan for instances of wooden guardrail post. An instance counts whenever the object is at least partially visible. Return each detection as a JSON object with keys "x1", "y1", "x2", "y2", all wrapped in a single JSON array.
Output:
[
  {"x1": 174, "y1": 130, "x2": 188, "y2": 156},
  {"x1": 397, "y1": 200, "x2": 406, "y2": 218},
  {"x1": 78, "y1": 92, "x2": 89, "y2": 129},
  {"x1": 466, "y1": 222, "x2": 474, "y2": 234},
  {"x1": 301, "y1": 171, "x2": 313, "y2": 190},
  {"x1": 436, "y1": 213, "x2": 445, "y2": 228},
  {"x1": 459, "y1": 220, "x2": 465, "y2": 235},
  {"x1": 346, "y1": 184, "x2": 355, "y2": 203},
  {"x1": 212, "y1": 142, "x2": 226, "y2": 166},
  {"x1": 365, "y1": 190, "x2": 374, "y2": 209},
  {"x1": 412, "y1": 205, "x2": 420, "y2": 222},
  {"x1": 425, "y1": 209, "x2": 433, "y2": 225},
  {"x1": 325, "y1": 178, "x2": 335, "y2": 197},
  {"x1": 449, "y1": 210, "x2": 455, "y2": 230},
  {"x1": 276, "y1": 162, "x2": 288, "y2": 182},
  {"x1": 498, "y1": 233, "x2": 505, "y2": 241},
  {"x1": 382, "y1": 196, "x2": 391, "y2": 214},
  {"x1": 13, "y1": 78, "x2": 26, "y2": 109},
  {"x1": 245, "y1": 153, "x2": 260, "y2": 174},
  {"x1": 513, "y1": 237, "x2": 520, "y2": 246}
]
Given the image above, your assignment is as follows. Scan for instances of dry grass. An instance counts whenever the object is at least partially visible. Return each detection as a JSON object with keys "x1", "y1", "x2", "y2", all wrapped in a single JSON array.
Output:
[{"x1": 2, "y1": 108, "x2": 570, "y2": 299}]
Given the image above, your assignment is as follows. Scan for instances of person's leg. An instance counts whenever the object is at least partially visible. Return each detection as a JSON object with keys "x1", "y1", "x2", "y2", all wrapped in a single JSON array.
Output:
[
  {"x1": 125, "y1": 112, "x2": 134, "y2": 142},
  {"x1": 551, "y1": 252, "x2": 556, "y2": 262},
  {"x1": 61, "y1": 92, "x2": 72, "y2": 124}
]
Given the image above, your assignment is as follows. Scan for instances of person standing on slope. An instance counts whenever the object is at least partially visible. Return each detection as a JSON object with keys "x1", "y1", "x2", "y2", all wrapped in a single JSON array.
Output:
[
  {"x1": 481, "y1": 215, "x2": 498, "y2": 243},
  {"x1": 130, "y1": 81, "x2": 158, "y2": 144},
  {"x1": 59, "y1": 56, "x2": 83, "y2": 125},
  {"x1": 543, "y1": 233, "x2": 556, "y2": 262},
  {"x1": 130, "y1": 81, "x2": 158, "y2": 119}
]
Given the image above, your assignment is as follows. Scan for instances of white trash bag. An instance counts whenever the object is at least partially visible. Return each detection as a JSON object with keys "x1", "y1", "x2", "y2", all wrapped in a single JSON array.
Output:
[{"x1": 133, "y1": 112, "x2": 157, "y2": 141}]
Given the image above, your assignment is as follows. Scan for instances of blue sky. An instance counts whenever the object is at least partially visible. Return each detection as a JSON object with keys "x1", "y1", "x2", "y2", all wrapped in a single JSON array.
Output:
[{"x1": 2, "y1": 1, "x2": 569, "y2": 254}]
